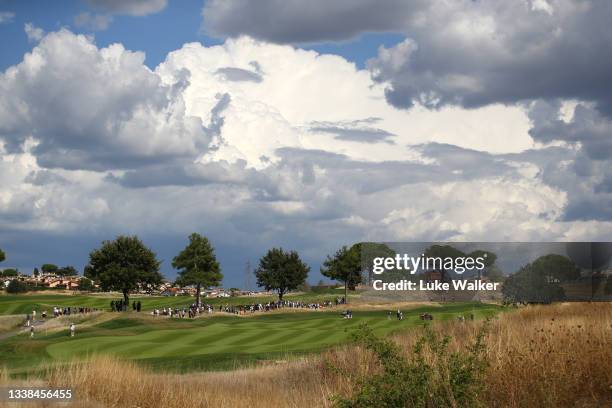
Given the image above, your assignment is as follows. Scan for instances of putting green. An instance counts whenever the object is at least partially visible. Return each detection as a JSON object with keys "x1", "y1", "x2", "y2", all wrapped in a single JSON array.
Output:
[{"x1": 0, "y1": 302, "x2": 501, "y2": 374}]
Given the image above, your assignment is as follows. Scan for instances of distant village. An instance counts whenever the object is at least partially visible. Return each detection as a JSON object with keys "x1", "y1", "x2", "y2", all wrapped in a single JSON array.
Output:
[{"x1": 0, "y1": 268, "x2": 262, "y2": 298}]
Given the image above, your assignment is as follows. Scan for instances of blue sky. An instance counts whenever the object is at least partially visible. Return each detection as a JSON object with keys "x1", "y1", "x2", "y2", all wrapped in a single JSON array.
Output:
[
  {"x1": 1, "y1": 0, "x2": 611, "y2": 288},
  {"x1": 0, "y1": 0, "x2": 404, "y2": 71}
]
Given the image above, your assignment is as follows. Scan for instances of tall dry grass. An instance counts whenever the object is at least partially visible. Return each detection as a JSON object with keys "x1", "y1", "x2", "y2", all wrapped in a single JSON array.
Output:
[
  {"x1": 324, "y1": 302, "x2": 612, "y2": 407},
  {"x1": 0, "y1": 315, "x2": 23, "y2": 333},
  {"x1": 1, "y1": 303, "x2": 610, "y2": 407}
]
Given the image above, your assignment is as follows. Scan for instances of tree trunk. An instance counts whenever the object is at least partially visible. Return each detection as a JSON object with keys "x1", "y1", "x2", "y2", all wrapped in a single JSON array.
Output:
[
  {"x1": 123, "y1": 290, "x2": 129, "y2": 311},
  {"x1": 278, "y1": 289, "x2": 284, "y2": 301},
  {"x1": 196, "y1": 282, "x2": 202, "y2": 307},
  {"x1": 345, "y1": 280, "x2": 348, "y2": 304}
]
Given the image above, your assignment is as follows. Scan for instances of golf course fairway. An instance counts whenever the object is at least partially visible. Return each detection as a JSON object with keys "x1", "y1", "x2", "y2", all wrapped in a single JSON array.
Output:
[{"x1": 0, "y1": 302, "x2": 501, "y2": 374}]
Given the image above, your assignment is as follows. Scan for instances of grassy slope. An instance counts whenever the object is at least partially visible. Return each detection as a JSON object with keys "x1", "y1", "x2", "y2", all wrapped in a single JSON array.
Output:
[{"x1": 0, "y1": 302, "x2": 500, "y2": 374}]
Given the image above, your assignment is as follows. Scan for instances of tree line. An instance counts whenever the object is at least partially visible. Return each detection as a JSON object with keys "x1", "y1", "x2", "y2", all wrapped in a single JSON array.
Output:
[
  {"x1": 0, "y1": 240, "x2": 510, "y2": 304},
  {"x1": 81, "y1": 234, "x2": 364, "y2": 306},
  {"x1": 3, "y1": 240, "x2": 598, "y2": 305},
  {"x1": 1, "y1": 235, "x2": 366, "y2": 306}
]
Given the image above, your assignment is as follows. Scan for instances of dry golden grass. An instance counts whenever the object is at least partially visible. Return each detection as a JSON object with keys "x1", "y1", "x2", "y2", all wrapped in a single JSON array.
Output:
[
  {"x1": 480, "y1": 302, "x2": 612, "y2": 407},
  {"x1": 324, "y1": 302, "x2": 612, "y2": 408},
  {"x1": 1, "y1": 302, "x2": 610, "y2": 408},
  {"x1": 0, "y1": 315, "x2": 24, "y2": 333}
]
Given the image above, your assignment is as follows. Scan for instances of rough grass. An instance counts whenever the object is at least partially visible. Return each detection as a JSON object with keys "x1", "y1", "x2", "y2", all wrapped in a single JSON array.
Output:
[
  {"x1": 1, "y1": 303, "x2": 610, "y2": 407},
  {"x1": 325, "y1": 302, "x2": 612, "y2": 407},
  {"x1": 0, "y1": 315, "x2": 24, "y2": 333}
]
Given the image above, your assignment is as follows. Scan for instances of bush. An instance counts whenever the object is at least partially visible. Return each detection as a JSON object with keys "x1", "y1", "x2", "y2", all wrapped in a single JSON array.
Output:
[
  {"x1": 333, "y1": 322, "x2": 489, "y2": 408},
  {"x1": 6, "y1": 279, "x2": 28, "y2": 294},
  {"x1": 78, "y1": 277, "x2": 95, "y2": 291}
]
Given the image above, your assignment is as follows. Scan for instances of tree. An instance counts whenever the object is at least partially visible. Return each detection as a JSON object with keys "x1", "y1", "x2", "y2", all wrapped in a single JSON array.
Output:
[
  {"x1": 78, "y1": 277, "x2": 95, "y2": 292},
  {"x1": 255, "y1": 248, "x2": 309, "y2": 300},
  {"x1": 467, "y1": 249, "x2": 498, "y2": 281},
  {"x1": 484, "y1": 265, "x2": 504, "y2": 282},
  {"x1": 57, "y1": 266, "x2": 78, "y2": 277},
  {"x1": 172, "y1": 233, "x2": 222, "y2": 307},
  {"x1": 531, "y1": 254, "x2": 580, "y2": 283},
  {"x1": 33, "y1": 267, "x2": 40, "y2": 277},
  {"x1": 501, "y1": 254, "x2": 578, "y2": 303},
  {"x1": 358, "y1": 242, "x2": 396, "y2": 284},
  {"x1": 41, "y1": 264, "x2": 58, "y2": 274},
  {"x1": 1, "y1": 268, "x2": 19, "y2": 277},
  {"x1": 423, "y1": 244, "x2": 467, "y2": 282},
  {"x1": 0, "y1": 248, "x2": 5, "y2": 264},
  {"x1": 321, "y1": 245, "x2": 361, "y2": 303},
  {"x1": 85, "y1": 235, "x2": 163, "y2": 306},
  {"x1": 7, "y1": 279, "x2": 28, "y2": 294}
]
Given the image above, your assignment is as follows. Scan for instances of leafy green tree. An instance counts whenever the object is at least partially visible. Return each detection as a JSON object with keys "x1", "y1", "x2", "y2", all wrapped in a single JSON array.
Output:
[
  {"x1": 484, "y1": 265, "x2": 504, "y2": 282},
  {"x1": 255, "y1": 248, "x2": 310, "y2": 300},
  {"x1": 468, "y1": 250, "x2": 497, "y2": 267},
  {"x1": 358, "y1": 242, "x2": 396, "y2": 284},
  {"x1": 172, "y1": 233, "x2": 222, "y2": 307},
  {"x1": 7, "y1": 279, "x2": 28, "y2": 294},
  {"x1": 33, "y1": 267, "x2": 40, "y2": 277},
  {"x1": 468, "y1": 249, "x2": 498, "y2": 281},
  {"x1": 321, "y1": 245, "x2": 361, "y2": 303},
  {"x1": 85, "y1": 235, "x2": 163, "y2": 306},
  {"x1": 531, "y1": 254, "x2": 580, "y2": 282},
  {"x1": 78, "y1": 277, "x2": 95, "y2": 292},
  {"x1": 424, "y1": 244, "x2": 466, "y2": 259},
  {"x1": 57, "y1": 266, "x2": 78, "y2": 276},
  {"x1": 501, "y1": 254, "x2": 578, "y2": 304},
  {"x1": 1, "y1": 268, "x2": 19, "y2": 277},
  {"x1": 423, "y1": 244, "x2": 466, "y2": 282},
  {"x1": 41, "y1": 264, "x2": 58, "y2": 274}
]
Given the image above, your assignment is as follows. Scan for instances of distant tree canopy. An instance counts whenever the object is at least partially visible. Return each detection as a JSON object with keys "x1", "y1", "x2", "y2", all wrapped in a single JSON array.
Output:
[
  {"x1": 255, "y1": 248, "x2": 309, "y2": 300},
  {"x1": 321, "y1": 245, "x2": 361, "y2": 303},
  {"x1": 85, "y1": 235, "x2": 163, "y2": 306},
  {"x1": 423, "y1": 244, "x2": 465, "y2": 282},
  {"x1": 1, "y1": 268, "x2": 19, "y2": 277},
  {"x1": 41, "y1": 264, "x2": 59, "y2": 274},
  {"x1": 173, "y1": 233, "x2": 222, "y2": 307},
  {"x1": 423, "y1": 245, "x2": 498, "y2": 281},
  {"x1": 502, "y1": 254, "x2": 579, "y2": 303},
  {"x1": 7, "y1": 279, "x2": 28, "y2": 293},
  {"x1": 467, "y1": 250, "x2": 497, "y2": 268},
  {"x1": 33, "y1": 267, "x2": 40, "y2": 277},
  {"x1": 358, "y1": 242, "x2": 396, "y2": 283},
  {"x1": 484, "y1": 265, "x2": 505, "y2": 282},
  {"x1": 78, "y1": 277, "x2": 95, "y2": 292},
  {"x1": 57, "y1": 265, "x2": 78, "y2": 277},
  {"x1": 531, "y1": 254, "x2": 580, "y2": 282}
]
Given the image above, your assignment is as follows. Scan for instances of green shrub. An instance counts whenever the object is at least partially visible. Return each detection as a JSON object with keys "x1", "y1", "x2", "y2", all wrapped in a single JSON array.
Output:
[
  {"x1": 333, "y1": 322, "x2": 489, "y2": 408},
  {"x1": 6, "y1": 279, "x2": 29, "y2": 294}
]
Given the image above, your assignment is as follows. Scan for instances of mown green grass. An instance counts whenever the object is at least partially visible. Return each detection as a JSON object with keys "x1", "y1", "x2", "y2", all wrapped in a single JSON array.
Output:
[
  {"x1": 0, "y1": 291, "x2": 351, "y2": 316},
  {"x1": 0, "y1": 302, "x2": 501, "y2": 375}
]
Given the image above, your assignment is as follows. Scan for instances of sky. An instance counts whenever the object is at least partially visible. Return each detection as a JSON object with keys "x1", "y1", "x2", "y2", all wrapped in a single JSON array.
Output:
[{"x1": 1, "y1": 0, "x2": 612, "y2": 288}]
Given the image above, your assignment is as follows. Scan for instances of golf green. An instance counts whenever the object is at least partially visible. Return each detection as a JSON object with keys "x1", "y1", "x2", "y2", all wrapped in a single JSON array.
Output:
[{"x1": 0, "y1": 302, "x2": 501, "y2": 374}]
